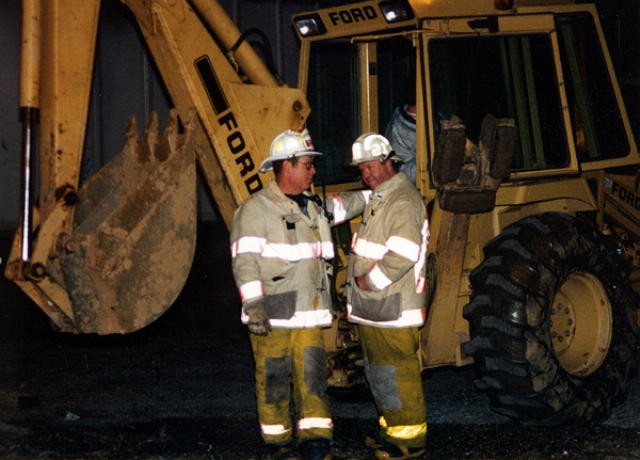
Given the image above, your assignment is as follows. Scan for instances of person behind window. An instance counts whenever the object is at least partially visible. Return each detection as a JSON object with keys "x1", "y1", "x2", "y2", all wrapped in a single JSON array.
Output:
[{"x1": 385, "y1": 103, "x2": 417, "y2": 183}]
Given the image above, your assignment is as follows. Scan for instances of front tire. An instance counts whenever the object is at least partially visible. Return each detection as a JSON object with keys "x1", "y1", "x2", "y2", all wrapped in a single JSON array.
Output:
[{"x1": 463, "y1": 212, "x2": 639, "y2": 424}]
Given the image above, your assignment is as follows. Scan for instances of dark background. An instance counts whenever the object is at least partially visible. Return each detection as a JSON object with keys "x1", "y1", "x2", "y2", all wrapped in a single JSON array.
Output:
[{"x1": 0, "y1": 1, "x2": 639, "y2": 458}]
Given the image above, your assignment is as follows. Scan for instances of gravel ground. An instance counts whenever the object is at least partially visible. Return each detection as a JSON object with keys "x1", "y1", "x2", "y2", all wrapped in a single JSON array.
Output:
[{"x1": 1, "y1": 224, "x2": 640, "y2": 459}]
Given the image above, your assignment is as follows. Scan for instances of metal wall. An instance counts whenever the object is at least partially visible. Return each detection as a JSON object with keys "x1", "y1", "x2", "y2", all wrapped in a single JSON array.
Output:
[{"x1": 0, "y1": 0, "x2": 316, "y2": 229}]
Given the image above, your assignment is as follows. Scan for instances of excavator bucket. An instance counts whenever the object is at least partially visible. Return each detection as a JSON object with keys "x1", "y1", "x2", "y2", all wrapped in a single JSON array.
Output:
[{"x1": 59, "y1": 110, "x2": 197, "y2": 334}]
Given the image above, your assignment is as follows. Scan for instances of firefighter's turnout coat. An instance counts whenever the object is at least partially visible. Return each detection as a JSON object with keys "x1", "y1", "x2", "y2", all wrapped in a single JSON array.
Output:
[
  {"x1": 230, "y1": 180, "x2": 334, "y2": 328},
  {"x1": 330, "y1": 172, "x2": 429, "y2": 328}
]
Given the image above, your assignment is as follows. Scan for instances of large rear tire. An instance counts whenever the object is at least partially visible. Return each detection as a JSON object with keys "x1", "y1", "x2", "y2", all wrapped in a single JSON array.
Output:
[{"x1": 463, "y1": 212, "x2": 639, "y2": 424}]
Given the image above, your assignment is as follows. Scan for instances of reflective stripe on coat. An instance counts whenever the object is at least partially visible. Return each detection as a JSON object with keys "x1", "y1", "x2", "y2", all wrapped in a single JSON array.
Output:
[
  {"x1": 342, "y1": 173, "x2": 429, "y2": 328},
  {"x1": 230, "y1": 181, "x2": 334, "y2": 329}
]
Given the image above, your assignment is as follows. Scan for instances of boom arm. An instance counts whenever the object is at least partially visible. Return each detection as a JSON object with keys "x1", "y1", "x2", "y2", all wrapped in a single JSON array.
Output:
[
  {"x1": 6, "y1": 0, "x2": 310, "y2": 334},
  {"x1": 122, "y1": 0, "x2": 310, "y2": 222}
]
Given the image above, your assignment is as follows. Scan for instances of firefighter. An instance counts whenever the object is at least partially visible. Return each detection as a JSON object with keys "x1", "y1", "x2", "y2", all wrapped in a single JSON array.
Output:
[
  {"x1": 230, "y1": 129, "x2": 334, "y2": 460},
  {"x1": 329, "y1": 133, "x2": 429, "y2": 459}
]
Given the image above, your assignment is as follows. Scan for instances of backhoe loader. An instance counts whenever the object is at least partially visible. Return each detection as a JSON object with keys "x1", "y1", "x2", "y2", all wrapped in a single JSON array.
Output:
[
  {"x1": 6, "y1": 0, "x2": 640, "y2": 426},
  {"x1": 290, "y1": 0, "x2": 640, "y2": 424}
]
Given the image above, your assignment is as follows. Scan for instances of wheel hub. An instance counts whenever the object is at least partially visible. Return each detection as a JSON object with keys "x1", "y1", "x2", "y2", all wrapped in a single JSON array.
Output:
[{"x1": 550, "y1": 271, "x2": 612, "y2": 377}]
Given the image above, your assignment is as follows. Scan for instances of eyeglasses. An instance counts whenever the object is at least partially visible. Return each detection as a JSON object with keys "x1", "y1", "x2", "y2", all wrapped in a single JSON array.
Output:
[{"x1": 298, "y1": 161, "x2": 316, "y2": 171}]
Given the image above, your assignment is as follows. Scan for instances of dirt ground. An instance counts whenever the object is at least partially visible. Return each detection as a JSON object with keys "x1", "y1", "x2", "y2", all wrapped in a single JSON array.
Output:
[{"x1": 1, "y1": 223, "x2": 640, "y2": 459}]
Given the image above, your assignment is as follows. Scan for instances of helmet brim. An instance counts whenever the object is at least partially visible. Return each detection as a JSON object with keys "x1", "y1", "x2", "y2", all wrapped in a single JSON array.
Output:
[
  {"x1": 259, "y1": 150, "x2": 322, "y2": 173},
  {"x1": 350, "y1": 152, "x2": 403, "y2": 166}
]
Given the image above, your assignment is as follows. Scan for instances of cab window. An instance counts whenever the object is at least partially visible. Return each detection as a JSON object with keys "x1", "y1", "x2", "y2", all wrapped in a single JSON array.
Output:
[
  {"x1": 428, "y1": 33, "x2": 568, "y2": 172},
  {"x1": 306, "y1": 41, "x2": 360, "y2": 186},
  {"x1": 377, "y1": 37, "x2": 415, "y2": 134},
  {"x1": 556, "y1": 12, "x2": 629, "y2": 161}
]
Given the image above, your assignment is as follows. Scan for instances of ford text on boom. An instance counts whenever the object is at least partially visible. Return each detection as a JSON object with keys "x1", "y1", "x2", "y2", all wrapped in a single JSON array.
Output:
[
  {"x1": 218, "y1": 111, "x2": 263, "y2": 194},
  {"x1": 328, "y1": 6, "x2": 377, "y2": 26}
]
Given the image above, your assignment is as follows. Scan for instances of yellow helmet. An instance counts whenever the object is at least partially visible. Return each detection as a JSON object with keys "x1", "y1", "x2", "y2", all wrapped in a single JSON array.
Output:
[{"x1": 259, "y1": 129, "x2": 322, "y2": 172}]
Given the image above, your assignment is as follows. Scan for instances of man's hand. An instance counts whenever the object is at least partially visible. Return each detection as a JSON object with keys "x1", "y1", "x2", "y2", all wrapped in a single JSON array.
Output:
[
  {"x1": 244, "y1": 300, "x2": 272, "y2": 336},
  {"x1": 355, "y1": 274, "x2": 371, "y2": 291}
]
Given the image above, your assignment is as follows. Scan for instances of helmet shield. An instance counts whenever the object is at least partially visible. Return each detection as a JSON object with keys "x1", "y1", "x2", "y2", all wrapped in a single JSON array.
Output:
[{"x1": 351, "y1": 133, "x2": 396, "y2": 165}]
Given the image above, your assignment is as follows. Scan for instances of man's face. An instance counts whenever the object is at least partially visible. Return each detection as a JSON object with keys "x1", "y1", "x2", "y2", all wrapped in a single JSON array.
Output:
[
  {"x1": 286, "y1": 155, "x2": 317, "y2": 193},
  {"x1": 358, "y1": 159, "x2": 395, "y2": 190}
]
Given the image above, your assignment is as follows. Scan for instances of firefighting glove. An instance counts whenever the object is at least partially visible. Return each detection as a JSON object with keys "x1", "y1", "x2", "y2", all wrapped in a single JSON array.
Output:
[{"x1": 244, "y1": 299, "x2": 272, "y2": 336}]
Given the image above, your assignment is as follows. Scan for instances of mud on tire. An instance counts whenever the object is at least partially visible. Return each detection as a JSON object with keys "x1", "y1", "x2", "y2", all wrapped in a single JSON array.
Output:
[{"x1": 462, "y1": 212, "x2": 640, "y2": 424}]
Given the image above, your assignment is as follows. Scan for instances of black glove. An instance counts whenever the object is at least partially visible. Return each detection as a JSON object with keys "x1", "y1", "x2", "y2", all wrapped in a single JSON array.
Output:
[{"x1": 244, "y1": 300, "x2": 271, "y2": 336}]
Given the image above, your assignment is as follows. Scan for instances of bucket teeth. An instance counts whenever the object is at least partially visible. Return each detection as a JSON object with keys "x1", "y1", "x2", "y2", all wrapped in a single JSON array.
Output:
[
  {"x1": 162, "y1": 109, "x2": 179, "y2": 158},
  {"x1": 125, "y1": 115, "x2": 140, "y2": 154},
  {"x1": 144, "y1": 111, "x2": 160, "y2": 162},
  {"x1": 139, "y1": 109, "x2": 186, "y2": 163},
  {"x1": 57, "y1": 109, "x2": 197, "y2": 334}
]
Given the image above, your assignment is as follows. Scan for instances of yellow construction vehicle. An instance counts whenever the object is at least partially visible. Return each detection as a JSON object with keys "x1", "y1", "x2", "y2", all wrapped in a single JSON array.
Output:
[
  {"x1": 290, "y1": 0, "x2": 640, "y2": 424},
  {"x1": 6, "y1": 0, "x2": 639, "y2": 426}
]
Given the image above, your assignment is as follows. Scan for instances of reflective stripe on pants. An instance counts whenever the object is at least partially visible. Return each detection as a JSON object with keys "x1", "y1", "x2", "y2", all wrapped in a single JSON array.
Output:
[
  {"x1": 359, "y1": 324, "x2": 427, "y2": 448},
  {"x1": 250, "y1": 328, "x2": 333, "y2": 445}
]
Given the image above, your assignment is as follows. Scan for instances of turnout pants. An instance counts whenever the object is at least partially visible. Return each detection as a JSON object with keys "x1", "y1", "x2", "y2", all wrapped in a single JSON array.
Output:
[
  {"x1": 359, "y1": 324, "x2": 427, "y2": 448},
  {"x1": 250, "y1": 328, "x2": 333, "y2": 446}
]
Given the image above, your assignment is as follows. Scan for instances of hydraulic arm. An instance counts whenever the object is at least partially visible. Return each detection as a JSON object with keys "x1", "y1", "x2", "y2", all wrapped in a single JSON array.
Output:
[{"x1": 6, "y1": 0, "x2": 311, "y2": 334}]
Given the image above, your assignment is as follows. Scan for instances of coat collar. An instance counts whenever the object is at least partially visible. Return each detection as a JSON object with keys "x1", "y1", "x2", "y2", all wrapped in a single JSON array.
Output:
[{"x1": 372, "y1": 171, "x2": 408, "y2": 198}]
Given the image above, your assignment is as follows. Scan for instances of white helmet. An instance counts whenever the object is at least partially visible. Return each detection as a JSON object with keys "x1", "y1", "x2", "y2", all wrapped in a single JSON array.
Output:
[
  {"x1": 259, "y1": 129, "x2": 322, "y2": 172},
  {"x1": 351, "y1": 132, "x2": 397, "y2": 165}
]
